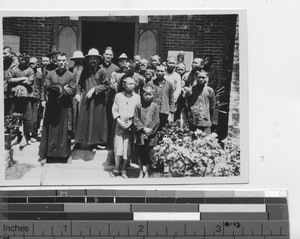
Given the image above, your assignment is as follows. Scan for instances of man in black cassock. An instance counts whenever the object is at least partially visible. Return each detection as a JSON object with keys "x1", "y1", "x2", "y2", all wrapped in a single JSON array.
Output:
[{"x1": 38, "y1": 53, "x2": 76, "y2": 165}]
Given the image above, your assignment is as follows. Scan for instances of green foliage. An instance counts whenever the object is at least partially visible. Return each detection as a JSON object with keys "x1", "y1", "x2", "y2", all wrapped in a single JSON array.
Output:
[{"x1": 153, "y1": 121, "x2": 240, "y2": 177}]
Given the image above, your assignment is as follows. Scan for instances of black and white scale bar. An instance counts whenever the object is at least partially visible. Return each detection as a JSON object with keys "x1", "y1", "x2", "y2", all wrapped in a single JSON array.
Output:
[{"x1": 0, "y1": 220, "x2": 289, "y2": 237}]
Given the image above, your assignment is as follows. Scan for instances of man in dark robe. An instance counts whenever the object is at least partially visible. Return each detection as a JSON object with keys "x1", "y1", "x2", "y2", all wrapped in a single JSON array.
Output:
[
  {"x1": 38, "y1": 53, "x2": 76, "y2": 165},
  {"x1": 74, "y1": 48, "x2": 109, "y2": 152},
  {"x1": 100, "y1": 47, "x2": 119, "y2": 149}
]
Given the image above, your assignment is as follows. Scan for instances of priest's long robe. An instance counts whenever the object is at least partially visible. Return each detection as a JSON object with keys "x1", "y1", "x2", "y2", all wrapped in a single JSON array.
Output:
[
  {"x1": 39, "y1": 68, "x2": 76, "y2": 159},
  {"x1": 75, "y1": 67, "x2": 109, "y2": 145}
]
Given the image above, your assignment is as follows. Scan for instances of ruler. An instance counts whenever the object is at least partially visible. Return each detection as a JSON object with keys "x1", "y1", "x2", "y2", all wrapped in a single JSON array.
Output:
[{"x1": 0, "y1": 189, "x2": 289, "y2": 238}]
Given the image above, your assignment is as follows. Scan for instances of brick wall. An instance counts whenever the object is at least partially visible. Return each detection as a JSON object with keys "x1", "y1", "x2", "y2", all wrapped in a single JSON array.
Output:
[
  {"x1": 3, "y1": 15, "x2": 237, "y2": 76},
  {"x1": 3, "y1": 17, "x2": 55, "y2": 58},
  {"x1": 148, "y1": 14, "x2": 237, "y2": 79},
  {"x1": 148, "y1": 14, "x2": 237, "y2": 140}
]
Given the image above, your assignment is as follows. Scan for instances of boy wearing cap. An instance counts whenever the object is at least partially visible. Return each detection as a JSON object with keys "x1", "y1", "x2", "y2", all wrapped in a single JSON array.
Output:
[
  {"x1": 185, "y1": 70, "x2": 215, "y2": 134},
  {"x1": 118, "y1": 53, "x2": 128, "y2": 69}
]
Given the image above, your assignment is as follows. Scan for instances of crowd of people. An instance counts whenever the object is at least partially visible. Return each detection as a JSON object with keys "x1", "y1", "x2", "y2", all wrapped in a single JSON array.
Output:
[{"x1": 3, "y1": 45, "x2": 219, "y2": 178}]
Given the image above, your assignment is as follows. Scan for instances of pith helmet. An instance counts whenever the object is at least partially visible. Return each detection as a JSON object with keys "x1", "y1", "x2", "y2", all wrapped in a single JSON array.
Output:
[
  {"x1": 70, "y1": 51, "x2": 84, "y2": 60},
  {"x1": 85, "y1": 48, "x2": 103, "y2": 59},
  {"x1": 118, "y1": 53, "x2": 128, "y2": 59}
]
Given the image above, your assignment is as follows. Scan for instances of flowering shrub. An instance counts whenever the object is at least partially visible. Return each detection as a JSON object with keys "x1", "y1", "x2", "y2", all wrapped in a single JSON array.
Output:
[
  {"x1": 4, "y1": 113, "x2": 22, "y2": 169},
  {"x1": 4, "y1": 113, "x2": 22, "y2": 135},
  {"x1": 153, "y1": 121, "x2": 240, "y2": 177}
]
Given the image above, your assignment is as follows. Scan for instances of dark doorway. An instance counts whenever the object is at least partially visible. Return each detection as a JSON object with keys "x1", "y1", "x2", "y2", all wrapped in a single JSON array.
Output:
[{"x1": 81, "y1": 21, "x2": 136, "y2": 65}]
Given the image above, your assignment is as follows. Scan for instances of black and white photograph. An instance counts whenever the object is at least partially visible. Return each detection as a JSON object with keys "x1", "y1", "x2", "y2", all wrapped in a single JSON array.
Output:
[{"x1": 1, "y1": 10, "x2": 247, "y2": 185}]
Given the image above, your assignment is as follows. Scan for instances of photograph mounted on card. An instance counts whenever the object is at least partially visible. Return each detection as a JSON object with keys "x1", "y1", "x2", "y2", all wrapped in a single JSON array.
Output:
[{"x1": 0, "y1": 9, "x2": 248, "y2": 185}]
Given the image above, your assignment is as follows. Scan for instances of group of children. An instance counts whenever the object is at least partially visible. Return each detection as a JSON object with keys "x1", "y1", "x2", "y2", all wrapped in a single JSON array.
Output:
[
  {"x1": 111, "y1": 66, "x2": 215, "y2": 178},
  {"x1": 3, "y1": 44, "x2": 216, "y2": 177},
  {"x1": 112, "y1": 77, "x2": 160, "y2": 178}
]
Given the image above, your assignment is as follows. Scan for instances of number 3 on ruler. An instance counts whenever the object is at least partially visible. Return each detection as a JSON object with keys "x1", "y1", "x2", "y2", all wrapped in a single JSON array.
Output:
[
  {"x1": 216, "y1": 225, "x2": 222, "y2": 232},
  {"x1": 64, "y1": 225, "x2": 67, "y2": 232}
]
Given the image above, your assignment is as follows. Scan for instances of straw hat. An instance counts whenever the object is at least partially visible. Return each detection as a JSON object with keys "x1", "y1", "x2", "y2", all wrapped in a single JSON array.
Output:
[
  {"x1": 70, "y1": 51, "x2": 84, "y2": 60},
  {"x1": 85, "y1": 48, "x2": 103, "y2": 59},
  {"x1": 118, "y1": 53, "x2": 128, "y2": 59}
]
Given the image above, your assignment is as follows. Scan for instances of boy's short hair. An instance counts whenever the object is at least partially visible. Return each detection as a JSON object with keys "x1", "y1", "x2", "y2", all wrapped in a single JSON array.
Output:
[
  {"x1": 176, "y1": 62, "x2": 186, "y2": 68},
  {"x1": 122, "y1": 76, "x2": 134, "y2": 84},
  {"x1": 155, "y1": 63, "x2": 166, "y2": 70},
  {"x1": 140, "y1": 58, "x2": 148, "y2": 65},
  {"x1": 143, "y1": 84, "x2": 155, "y2": 93},
  {"x1": 151, "y1": 55, "x2": 161, "y2": 61},
  {"x1": 167, "y1": 56, "x2": 176, "y2": 62},
  {"x1": 146, "y1": 65, "x2": 155, "y2": 72},
  {"x1": 195, "y1": 70, "x2": 207, "y2": 78}
]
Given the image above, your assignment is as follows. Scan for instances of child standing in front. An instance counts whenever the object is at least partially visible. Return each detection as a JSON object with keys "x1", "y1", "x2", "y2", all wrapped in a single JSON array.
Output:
[
  {"x1": 112, "y1": 76, "x2": 141, "y2": 178},
  {"x1": 185, "y1": 70, "x2": 215, "y2": 134},
  {"x1": 134, "y1": 85, "x2": 160, "y2": 178}
]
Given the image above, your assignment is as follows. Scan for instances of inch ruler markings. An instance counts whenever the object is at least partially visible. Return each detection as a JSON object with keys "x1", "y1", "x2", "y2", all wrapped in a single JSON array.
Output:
[{"x1": 0, "y1": 190, "x2": 290, "y2": 238}]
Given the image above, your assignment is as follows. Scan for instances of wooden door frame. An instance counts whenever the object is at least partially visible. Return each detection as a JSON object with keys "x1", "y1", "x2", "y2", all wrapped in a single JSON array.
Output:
[
  {"x1": 54, "y1": 17, "x2": 162, "y2": 57},
  {"x1": 79, "y1": 17, "x2": 139, "y2": 56},
  {"x1": 79, "y1": 16, "x2": 138, "y2": 23},
  {"x1": 134, "y1": 23, "x2": 162, "y2": 56},
  {"x1": 54, "y1": 18, "x2": 82, "y2": 51}
]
